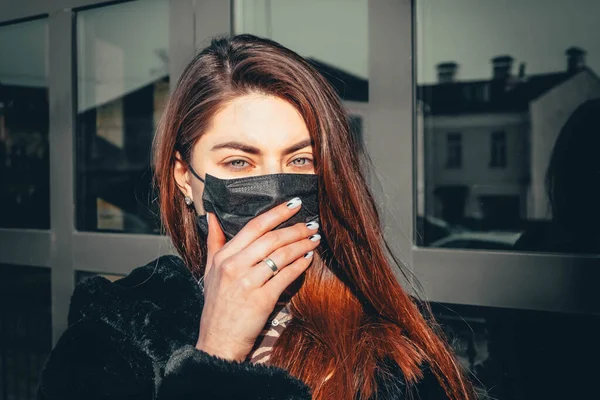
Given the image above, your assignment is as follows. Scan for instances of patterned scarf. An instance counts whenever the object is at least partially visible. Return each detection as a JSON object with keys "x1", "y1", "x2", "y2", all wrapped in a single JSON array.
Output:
[{"x1": 248, "y1": 299, "x2": 292, "y2": 364}]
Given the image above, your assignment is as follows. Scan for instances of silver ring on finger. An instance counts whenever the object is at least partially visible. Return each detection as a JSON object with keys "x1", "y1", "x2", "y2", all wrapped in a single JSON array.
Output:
[{"x1": 263, "y1": 257, "x2": 279, "y2": 276}]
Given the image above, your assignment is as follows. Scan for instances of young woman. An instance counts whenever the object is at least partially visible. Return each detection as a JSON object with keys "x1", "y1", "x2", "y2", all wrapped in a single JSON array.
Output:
[{"x1": 38, "y1": 35, "x2": 474, "y2": 399}]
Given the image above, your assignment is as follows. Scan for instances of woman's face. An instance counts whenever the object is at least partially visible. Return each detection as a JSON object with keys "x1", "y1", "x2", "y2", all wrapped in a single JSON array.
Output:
[{"x1": 174, "y1": 93, "x2": 315, "y2": 213}]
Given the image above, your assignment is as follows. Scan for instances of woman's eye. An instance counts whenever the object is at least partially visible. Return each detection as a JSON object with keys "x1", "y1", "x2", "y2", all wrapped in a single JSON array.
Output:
[
  {"x1": 291, "y1": 157, "x2": 312, "y2": 166},
  {"x1": 228, "y1": 159, "x2": 249, "y2": 168}
]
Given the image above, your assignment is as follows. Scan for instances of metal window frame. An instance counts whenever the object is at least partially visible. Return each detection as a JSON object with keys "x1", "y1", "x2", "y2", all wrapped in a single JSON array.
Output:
[
  {"x1": 0, "y1": 230, "x2": 52, "y2": 267},
  {"x1": 0, "y1": 0, "x2": 212, "y2": 344},
  {"x1": 378, "y1": 0, "x2": 600, "y2": 316},
  {"x1": 47, "y1": 9, "x2": 76, "y2": 343},
  {"x1": 0, "y1": 0, "x2": 123, "y2": 25},
  {"x1": 1, "y1": 0, "x2": 598, "y2": 349}
]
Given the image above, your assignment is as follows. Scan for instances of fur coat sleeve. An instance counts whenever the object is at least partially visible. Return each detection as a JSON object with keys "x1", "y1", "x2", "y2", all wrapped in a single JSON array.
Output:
[
  {"x1": 36, "y1": 255, "x2": 449, "y2": 400},
  {"x1": 37, "y1": 255, "x2": 311, "y2": 400}
]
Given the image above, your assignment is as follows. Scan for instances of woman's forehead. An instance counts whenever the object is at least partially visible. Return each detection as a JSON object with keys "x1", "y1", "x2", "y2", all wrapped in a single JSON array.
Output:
[{"x1": 198, "y1": 94, "x2": 311, "y2": 153}]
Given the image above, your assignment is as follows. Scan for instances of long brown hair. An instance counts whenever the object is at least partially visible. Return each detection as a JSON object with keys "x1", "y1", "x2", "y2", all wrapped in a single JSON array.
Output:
[{"x1": 153, "y1": 34, "x2": 474, "y2": 400}]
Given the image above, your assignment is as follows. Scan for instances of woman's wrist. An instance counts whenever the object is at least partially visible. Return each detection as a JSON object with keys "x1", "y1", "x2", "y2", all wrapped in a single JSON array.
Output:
[{"x1": 195, "y1": 338, "x2": 246, "y2": 362}]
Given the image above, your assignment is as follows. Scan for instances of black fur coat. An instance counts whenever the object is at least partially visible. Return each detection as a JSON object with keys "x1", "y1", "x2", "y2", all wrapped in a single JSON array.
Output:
[{"x1": 37, "y1": 255, "x2": 449, "y2": 399}]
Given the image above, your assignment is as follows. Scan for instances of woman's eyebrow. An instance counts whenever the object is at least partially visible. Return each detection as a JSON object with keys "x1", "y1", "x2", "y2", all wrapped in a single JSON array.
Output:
[
  {"x1": 282, "y1": 139, "x2": 313, "y2": 156},
  {"x1": 210, "y1": 141, "x2": 262, "y2": 155},
  {"x1": 210, "y1": 139, "x2": 313, "y2": 156}
]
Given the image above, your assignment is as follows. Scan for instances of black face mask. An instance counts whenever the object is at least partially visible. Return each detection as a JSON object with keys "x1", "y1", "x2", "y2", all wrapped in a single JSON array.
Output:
[{"x1": 190, "y1": 167, "x2": 319, "y2": 241}]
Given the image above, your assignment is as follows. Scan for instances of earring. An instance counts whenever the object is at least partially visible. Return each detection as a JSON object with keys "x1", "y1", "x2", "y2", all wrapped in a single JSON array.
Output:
[{"x1": 184, "y1": 196, "x2": 193, "y2": 206}]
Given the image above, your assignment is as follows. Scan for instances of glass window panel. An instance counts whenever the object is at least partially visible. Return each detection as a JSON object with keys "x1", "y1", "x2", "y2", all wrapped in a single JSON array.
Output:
[
  {"x1": 0, "y1": 264, "x2": 52, "y2": 399},
  {"x1": 0, "y1": 19, "x2": 49, "y2": 229},
  {"x1": 416, "y1": 0, "x2": 600, "y2": 254},
  {"x1": 76, "y1": 0, "x2": 170, "y2": 233},
  {"x1": 432, "y1": 302, "x2": 600, "y2": 399},
  {"x1": 234, "y1": 0, "x2": 369, "y2": 104}
]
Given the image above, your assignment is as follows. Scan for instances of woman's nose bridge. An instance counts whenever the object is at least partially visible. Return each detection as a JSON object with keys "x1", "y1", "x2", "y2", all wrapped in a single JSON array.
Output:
[
  {"x1": 263, "y1": 163, "x2": 284, "y2": 175},
  {"x1": 262, "y1": 154, "x2": 285, "y2": 174}
]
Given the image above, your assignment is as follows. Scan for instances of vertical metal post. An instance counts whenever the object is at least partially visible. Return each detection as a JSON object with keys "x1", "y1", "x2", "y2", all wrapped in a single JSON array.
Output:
[
  {"x1": 169, "y1": 0, "x2": 197, "y2": 87},
  {"x1": 368, "y1": 0, "x2": 415, "y2": 272},
  {"x1": 48, "y1": 10, "x2": 76, "y2": 345}
]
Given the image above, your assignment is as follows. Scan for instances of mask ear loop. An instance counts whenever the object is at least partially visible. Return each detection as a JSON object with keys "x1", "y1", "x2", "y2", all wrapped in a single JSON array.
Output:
[
  {"x1": 188, "y1": 163, "x2": 205, "y2": 182},
  {"x1": 182, "y1": 163, "x2": 203, "y2": 207}
]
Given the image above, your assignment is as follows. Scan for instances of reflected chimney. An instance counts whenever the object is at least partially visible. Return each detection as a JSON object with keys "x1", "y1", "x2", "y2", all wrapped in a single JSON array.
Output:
[
  {"x1": 437, "y1": 62, "x2": 458, "y2": 83},
  {"x1": 566, "y1": 47, "x2": 586, "y2": 73},
  {"x1": 518, "y1": 62, "x2": 526, "y2": 79},
  {"x1": 491, "y1": 55, "x2": 514, "y2": 80}
]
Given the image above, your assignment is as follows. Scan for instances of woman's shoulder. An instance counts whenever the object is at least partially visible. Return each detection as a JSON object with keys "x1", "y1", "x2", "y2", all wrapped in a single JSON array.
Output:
[{"x1": 68, "y1": 254, "x2": 203, "y2": 338}]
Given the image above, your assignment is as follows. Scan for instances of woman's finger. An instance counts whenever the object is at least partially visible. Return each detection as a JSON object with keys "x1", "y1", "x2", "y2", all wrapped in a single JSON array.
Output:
[
  {"x1": 226, "y1": 222, "x2": 319, "y2": 273},
  {"x1": 243, "y1": 234, "x2": 321, "y2": 287},
  {"x1": 219, "y1": 197, "x2": 303, "y2": 258},
  {"x1": 262, "y1": 251, "x2": 314, "y2": 296},
  {"x1": 205, "y1": 212, "x2": 226, "y2": 277}
]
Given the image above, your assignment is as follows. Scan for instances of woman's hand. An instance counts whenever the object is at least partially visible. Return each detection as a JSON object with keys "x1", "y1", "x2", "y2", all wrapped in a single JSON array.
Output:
[{"x1": 195, "y1": 197, "x2": 320, "y2": 361}]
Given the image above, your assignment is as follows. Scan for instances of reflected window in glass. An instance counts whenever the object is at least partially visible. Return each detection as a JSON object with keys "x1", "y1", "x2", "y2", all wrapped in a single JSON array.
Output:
[
  {"x1": 76, "y1": 0, "x2": 170, "y2": 233},
  {"x1": 416, "y1": 0, "x2": 600, "y2": 254},
  {"x1": 0, "y1": 19, "x2": 49, "y2": 229},
  {"x1": 446, "y1": 132, "x2": 462, "y2": 169},
  {"x1": 490, "y1": 131, "x2": 507, "y2": 168}
]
